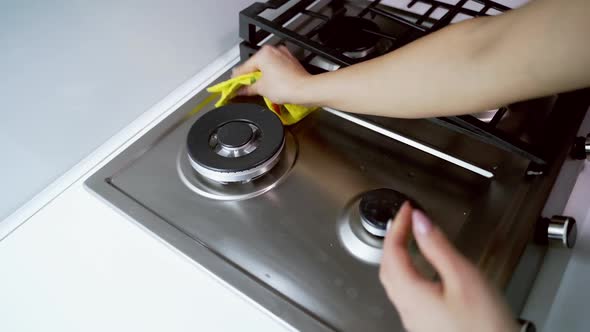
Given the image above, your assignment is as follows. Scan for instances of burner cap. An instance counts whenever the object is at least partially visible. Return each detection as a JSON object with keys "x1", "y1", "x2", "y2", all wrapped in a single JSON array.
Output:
[
  {"x1": 359, "y1": 188, "x2": 408, "y2": 237},
  {"x1": 319, "y1": 16, "x2": 381, "y2": 54},
  {"x1": 217, "y1": 121, "x2": 254, "y2": 148},
  {"x1": 187, "y1": 104, "x2": 285, "y2": 183}
]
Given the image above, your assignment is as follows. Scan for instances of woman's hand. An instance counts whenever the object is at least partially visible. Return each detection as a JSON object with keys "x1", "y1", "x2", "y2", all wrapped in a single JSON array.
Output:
[
  {"x1": 231, "y1": 45, "x2": 312, "y2": 105},
  {"x1": 231, "y1": 1, "x2": 590, "y2": 119},
  {"x1": 380, "y1": 202, "x2": 520, "y2": 332}
]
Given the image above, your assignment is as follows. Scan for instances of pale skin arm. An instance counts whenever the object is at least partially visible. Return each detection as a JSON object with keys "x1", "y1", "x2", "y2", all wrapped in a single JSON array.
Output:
[{"x1": 233, "y1": 0, "x2": 590, "y2": 118}]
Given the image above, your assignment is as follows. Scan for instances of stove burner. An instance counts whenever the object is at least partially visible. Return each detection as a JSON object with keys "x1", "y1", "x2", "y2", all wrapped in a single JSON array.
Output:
[
  {"x1": 318, "y1": 16, "x2": 381, "y2": 59},
  {"x1": 359, "y1": 188, "x2": 409, "y2": 237},
  {"x1": 187, "y1": 104, "x2": 285, "y2": 183}
]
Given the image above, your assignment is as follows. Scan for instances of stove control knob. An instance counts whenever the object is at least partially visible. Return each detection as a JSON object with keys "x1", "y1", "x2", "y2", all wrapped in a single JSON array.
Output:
[
  {"x1": 570, "y1": 134, "x2": 590, "y2": 160},
  {"x1": 359, "y1": 188, "x2": 408, "y2": 238},
  {"x1": 535, "y1": 216, "x2": 577, "y2": 249}
]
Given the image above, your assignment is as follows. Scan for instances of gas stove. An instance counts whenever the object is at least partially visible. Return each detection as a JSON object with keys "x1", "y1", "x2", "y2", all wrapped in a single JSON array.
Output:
[{"x1": 86, "y1": 1, "x2": 590, "y2": 331}]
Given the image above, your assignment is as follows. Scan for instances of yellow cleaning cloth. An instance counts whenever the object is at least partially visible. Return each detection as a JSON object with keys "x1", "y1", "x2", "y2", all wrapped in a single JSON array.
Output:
[{"x1": 207, "y1": 71, "x2": 317, "y2": 126}]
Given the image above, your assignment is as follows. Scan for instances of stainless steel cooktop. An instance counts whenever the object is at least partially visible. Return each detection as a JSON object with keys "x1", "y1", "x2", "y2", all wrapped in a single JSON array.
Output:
[
  {"x1": 86, "y1": 1, "x2": 590, "y2": 331},
  {"x1": 87, "y1": 66, "x2": 562, "y2": 331}
]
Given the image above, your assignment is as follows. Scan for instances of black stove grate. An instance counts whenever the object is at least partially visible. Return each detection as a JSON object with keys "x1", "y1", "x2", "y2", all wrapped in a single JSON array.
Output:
[
  {"x1": 240, "y1": 0, "x2": 510, "y2": 66},
  {"x1": 238, "y1": 0, "x2": 578, "y2": 169}
]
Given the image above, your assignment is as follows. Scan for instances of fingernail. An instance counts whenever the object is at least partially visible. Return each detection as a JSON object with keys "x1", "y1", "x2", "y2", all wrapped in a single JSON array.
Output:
[
  {"x1": 386, "y1": 219, "x2": 393, "y2": 233},
  {"x1": 412, "y1": 210, "x2": 432, "y2": 236}
]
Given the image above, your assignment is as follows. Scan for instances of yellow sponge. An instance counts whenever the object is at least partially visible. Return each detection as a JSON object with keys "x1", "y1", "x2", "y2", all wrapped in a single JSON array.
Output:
[{"x1": 207, "y1": 71, "x2": 317, "y2": 126}]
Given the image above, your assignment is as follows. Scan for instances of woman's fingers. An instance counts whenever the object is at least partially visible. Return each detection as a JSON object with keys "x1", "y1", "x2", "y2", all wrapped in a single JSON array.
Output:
[
  {"x1": 380, "y1": 202, "x2": 418, "y2": 286},
  {"x1": 229, "y1": 45, "x2": 311, "y2": 104},
  {"x1": 232, "y1": 46, "x2": 269, "y2": 77},
  {"x1": 277, "y1": 45, "x2": 291, "y2": 56},
  {"x1": 233, "y1": 45, "x2": 296, "y2": 78},
  {"x1": 411, "y1": 210, "x2": 474, "y2": 293},
  {"x1": 235, "y1": 84, "x2": 259, "y2": 97},
  {"x1": 380, "y1": 203, "x2": 440, "y2": 304},
  {"x1": 232, "y1": 58, "x2": 258, "y2": 78},
  {"x1": 381, "y1": 207, "x2": 519, "y2": 332}
]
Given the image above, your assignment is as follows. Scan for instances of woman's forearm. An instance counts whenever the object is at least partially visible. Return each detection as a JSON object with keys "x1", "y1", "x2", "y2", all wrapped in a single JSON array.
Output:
[{"x1": 298, "y1": 0, "x2": 590, "y2": 118}]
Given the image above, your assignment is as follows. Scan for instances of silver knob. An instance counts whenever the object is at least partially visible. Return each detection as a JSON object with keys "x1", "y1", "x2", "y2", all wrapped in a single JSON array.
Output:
[
  {"x1": 585, "y1": 134, "x2": 590, "y2": 155},
  {"x1": 547, "y1": 216, "x2": 577, "y2": 248}
]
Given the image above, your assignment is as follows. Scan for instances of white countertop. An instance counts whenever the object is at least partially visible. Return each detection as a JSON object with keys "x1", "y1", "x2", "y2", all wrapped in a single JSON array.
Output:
[
  {"x1": 0, "y1": 44, "x2": 294, "y2": 332},
  {"x1": 0, "y1": 179, "x2": 293, "y2": 332}
]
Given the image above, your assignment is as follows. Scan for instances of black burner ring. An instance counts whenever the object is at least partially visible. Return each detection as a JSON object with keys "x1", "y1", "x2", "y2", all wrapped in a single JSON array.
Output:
[
  {"x1": 318, "y1": 16, "x2": 381, "y2": 53},
  {"x1": 187, "y1": 104, "x2": 284, "y2": 175}
]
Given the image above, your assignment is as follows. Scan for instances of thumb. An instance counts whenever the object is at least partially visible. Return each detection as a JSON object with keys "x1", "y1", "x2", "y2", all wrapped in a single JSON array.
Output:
[{"x1": 411, "y1": 209, "x2": 474, "y2": 291}]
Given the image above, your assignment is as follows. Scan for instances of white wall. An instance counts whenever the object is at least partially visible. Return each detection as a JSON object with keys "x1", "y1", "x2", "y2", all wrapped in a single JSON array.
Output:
[{"x1": 0, "y1": 0, "x2": 252, "y2": 220}]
